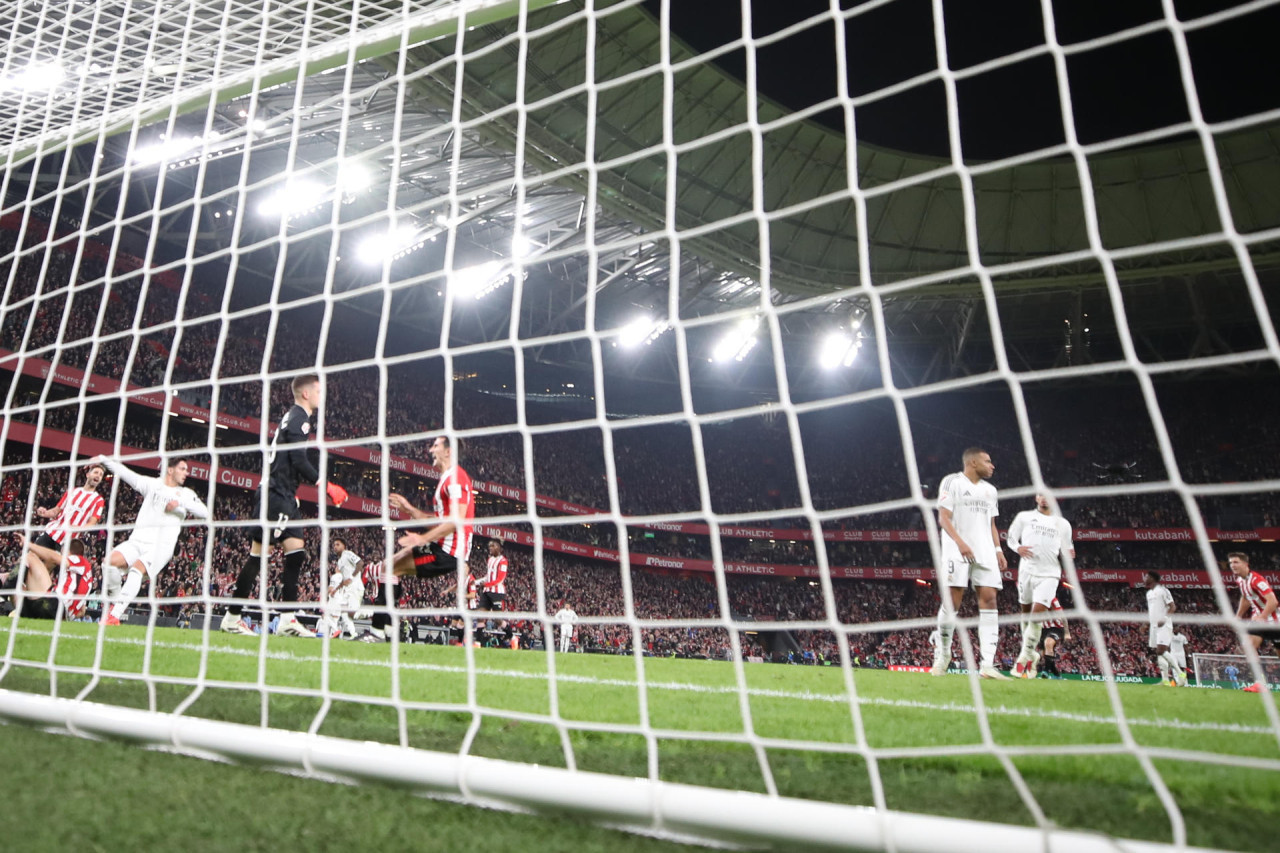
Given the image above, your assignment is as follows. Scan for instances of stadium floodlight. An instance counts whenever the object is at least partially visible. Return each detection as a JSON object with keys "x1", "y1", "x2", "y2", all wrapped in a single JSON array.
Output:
[
  {"x1": 450, "y1": 260, "x2": 508, "y2": 299},
  {"x1": 131, "y1": 134, "x2": 203, "y2": 166},
  {"x1": 338, "y1": 162, "x2": 372, "y2": 194},
  {"x1": 1, "y1": 60, "x2": 64, "y2": 93},
  {"x1": 818, "y1": 331, "x2": 861, "y2": 369},
  {"x1": 258, "y1": 180, "x2": 326, "y2": 217},
  {"x1": 711, "y1": 316, "x2": 759, "y2": 363},
  {"x1": 511, "y1": 234, "x2": 535, "y2": 259},
  {"x1": 356, "y1": 224, "x2": 420, "y2": 264},
  {"x1": 614, "y1": 316, "x2": 669, "y2": 348}
]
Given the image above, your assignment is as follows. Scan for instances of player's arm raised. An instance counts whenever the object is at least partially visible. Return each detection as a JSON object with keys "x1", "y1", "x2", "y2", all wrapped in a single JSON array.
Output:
[
  {"x1": 388, "y1": 492, "x2": 431, "y2": 522},
  {"x1": 95, "y1": 455, "x2": 146, "y2": 493}
]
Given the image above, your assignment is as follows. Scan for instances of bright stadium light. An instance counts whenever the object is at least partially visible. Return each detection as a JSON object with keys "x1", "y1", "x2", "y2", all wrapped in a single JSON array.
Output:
[
  {"x1": 711, "y1": 317, "x2": 759, "y2": 363},
  {"x1": 356, "y1": 224, "x2": 420, "y2": 264},
  {"x1": 615, "y1": 316, "x2": 668, "y2": 348},
  {"x1": 511, "y1": 234, "x2": 535, "y2": 259},
  {"x1": 338, "y1": 162, "x2": 372, "y2": 194},
  {"x1": 818, "y1": 331, "x2": 861, "y2": 369},
  {"x1": 131, "y1": 134, "x2": 202, "y2": 166},
  {"x1": 1, "y1": 60, "x2": 64, "y2": 93},
  {"x1": 258, "y1": 180, "x2": 326, "y2": 218},
  {"x1": 451, "y1": 260, "x2": 508, "y2": 300}
]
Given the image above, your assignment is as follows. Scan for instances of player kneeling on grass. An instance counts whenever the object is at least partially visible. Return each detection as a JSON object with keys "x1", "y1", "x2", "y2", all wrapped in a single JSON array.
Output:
[
  {"x1": 1033, "y1": 597, "x2": 1070, "y2": 678},
  {"x1": 96, "y1": 456, "x2": 210, "y2": 626},
  {"x1": 1228, "y1": 552, "x2": 1280, "y2": 693}
]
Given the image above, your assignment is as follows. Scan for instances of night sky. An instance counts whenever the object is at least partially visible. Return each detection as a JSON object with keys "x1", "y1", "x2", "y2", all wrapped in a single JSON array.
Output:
[{"x1": 646, "y1": 0, "x2": 1278, "y2": 160}]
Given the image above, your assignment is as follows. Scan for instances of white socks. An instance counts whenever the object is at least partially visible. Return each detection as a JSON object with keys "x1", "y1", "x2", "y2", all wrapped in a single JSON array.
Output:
[
  {"x1": 1021, "y1": 621, "x2": 1043, "y2": 659},
  {"x1": 935, "y1": 607, "x2": 957, "y2": 661},
  {"x1": 979, "y1": 609, "x2": 999, "y2": 669},
  {"x1": 111, "y1": 568, "x2": 143, "y2": 619},
  {"x1": 1157, "y1": 654, "x2": 1171, "y2": 680}
]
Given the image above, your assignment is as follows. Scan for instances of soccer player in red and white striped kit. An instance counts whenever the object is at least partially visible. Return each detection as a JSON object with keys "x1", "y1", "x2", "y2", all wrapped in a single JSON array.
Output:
[
  {"x1": 1229, "y1": 552, "x2": 1280, "y2": 693},
  {"x1": 360, "y1": 435, "x2": 475, "y2": 643},
  {"x1": 5, "y1": 462, "x2": 105, "y2": 617},
  {"x1": 477, "y1": 539, "x2": 508, "y2": 612}
]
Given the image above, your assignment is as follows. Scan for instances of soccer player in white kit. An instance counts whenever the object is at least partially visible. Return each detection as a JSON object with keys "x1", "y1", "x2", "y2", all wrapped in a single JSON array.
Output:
[
  {"x1": 932, "y1": 447, "x2": 1009, "y2": 680},
  {"x1": 1145, "y1": 570, "x2": 1185, "y2": 686},
  {"x1": 554, "y1": 602, "x2": 577, "y2": 653},
  {"x1": 1006, "y1": 494, "x2": 1074, "y2": 678},
  {"x1": 1170, "y1": 630, "x2": 1189, "y2": 686},
  {"x1": 96, "y1": 456, "x2": 209, "y2": 626},
  {"x1": 318, "y1": 537, "x2": 364, "y2": 638}
]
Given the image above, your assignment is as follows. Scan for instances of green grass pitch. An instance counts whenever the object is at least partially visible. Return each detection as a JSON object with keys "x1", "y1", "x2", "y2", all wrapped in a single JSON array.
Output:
[{"x1": 1, "y1": 618, "x2": 1277, "y2": 852}]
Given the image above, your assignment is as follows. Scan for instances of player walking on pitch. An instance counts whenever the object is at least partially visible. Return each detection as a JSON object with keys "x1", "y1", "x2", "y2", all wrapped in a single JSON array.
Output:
[
  {"x1": 932, "y1": 447, "x2": 1010, "y2": 680},
  {"x1": 95, "y1": 456, "x2": 210, "y2": 626},
  {"x1": 220, "y1": 374, "x2": 349, "y2": 637},
  {"x1": 1006, "y1": 493, "x2": 1074, "y2": 678},
  {"x1": 1145, "y1": 570, "x2": 1186, "y2": 686}
]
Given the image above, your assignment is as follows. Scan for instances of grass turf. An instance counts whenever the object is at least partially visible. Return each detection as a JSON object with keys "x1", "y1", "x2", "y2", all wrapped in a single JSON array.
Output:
[{"x1": 2, "y1": 617, "x2": 1278, "y2": 851}]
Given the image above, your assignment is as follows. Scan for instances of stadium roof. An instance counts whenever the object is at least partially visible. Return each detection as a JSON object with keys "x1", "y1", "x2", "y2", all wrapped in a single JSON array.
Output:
[{"x1": 3, "y1": 0, "x2": 1278, "y2": 386}]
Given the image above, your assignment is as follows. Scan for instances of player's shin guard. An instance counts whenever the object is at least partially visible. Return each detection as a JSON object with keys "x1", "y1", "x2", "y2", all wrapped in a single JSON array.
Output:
[
  {"x1": 281, "y1": 549, "x2": 306, "y2": 604},
  {"x1": 936, "y1": 607, "x2": 956, "y2": 652},
  {"x1": 978, "y1": 609, "x2": 999, "y2": 669},
  {"x1": 228, "y1": 555, "x2": 261, "y2": 615},
  {"x1": 1021, "y1": 621, "x2": 1042, "y2": 659},
  {"x1": 1156, "y1": 653, "x2": 1171, "y2": 681},
  {"x1": 111, "y1": 568, "x2": 144, "y2": 620}
]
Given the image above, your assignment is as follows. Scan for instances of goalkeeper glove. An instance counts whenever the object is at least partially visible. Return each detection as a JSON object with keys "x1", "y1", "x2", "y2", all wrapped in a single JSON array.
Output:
[{"x1": 325, "y1": 482, "x2": 349, "y2": 507}]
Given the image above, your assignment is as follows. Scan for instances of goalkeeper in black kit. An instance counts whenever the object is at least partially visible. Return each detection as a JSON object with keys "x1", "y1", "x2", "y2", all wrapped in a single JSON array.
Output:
[{"x1": 220, "y1": 374, "x2": 349, "y2": 637}]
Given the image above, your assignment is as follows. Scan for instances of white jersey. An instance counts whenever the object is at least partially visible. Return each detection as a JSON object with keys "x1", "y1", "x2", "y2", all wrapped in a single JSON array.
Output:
[
  {"x1": 332, "y1": 550, "x2": 364, "y2": 604},
  {"x1": 328, "y1": 570, "x2": 361, "y2": 608},
  {"x1": 937, "y1": 471, "x2": 1000, "y2": 568},
  {"x1": 106, "y1": 460, "x2": 208, "y2": 571},
  {"x1": 1146, "y1": 584, "x2": 1174, "y2": 628},
  {"x1": 555, "y1": 607, "x2": 577, "y2": 626},
  {"x1": 1006, "y1": 510, "x2": 1073, "y2": 579}
]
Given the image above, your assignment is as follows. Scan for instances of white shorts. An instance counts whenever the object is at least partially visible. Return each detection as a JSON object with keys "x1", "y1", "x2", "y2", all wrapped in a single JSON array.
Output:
[
  {"x1": 1172, "y1": 651, "x2": 1186, "y2": 670},
  {"x1": 1017, "y1": 573, "x2": 1058, "y2": 608},
  {"x1": 942, "y1": 555, "x2": 1003, "y2": 590},
  {"x1": 1149, "y1": 623, "x2": 1173, "y2": 648},
  {"x1": 111, "y1": 539, "x2": 171, "y2": 578}
]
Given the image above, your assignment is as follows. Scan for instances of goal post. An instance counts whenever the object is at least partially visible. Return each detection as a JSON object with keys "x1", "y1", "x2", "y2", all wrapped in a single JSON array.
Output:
[
  {"x1": 1, "y1": 0, "x2": 1279, "y2": 851},
  {"x1": 1193, "y1": 653, "x2": 1280, "y2": 691}
]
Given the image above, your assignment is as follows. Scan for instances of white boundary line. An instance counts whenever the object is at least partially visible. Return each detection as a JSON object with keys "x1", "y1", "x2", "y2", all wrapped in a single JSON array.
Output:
[{"x1": 3, "y1": 626, "x2": 1271, "y2": 737}]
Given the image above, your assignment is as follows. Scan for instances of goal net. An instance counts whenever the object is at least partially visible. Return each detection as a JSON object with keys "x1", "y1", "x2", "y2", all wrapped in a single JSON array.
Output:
[{"x1": 1, "y1": 0, "x2": 1279, "y2": 850}]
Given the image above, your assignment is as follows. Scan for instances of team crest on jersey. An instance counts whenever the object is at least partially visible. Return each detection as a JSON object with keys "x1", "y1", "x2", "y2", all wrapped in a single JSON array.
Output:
[{"x1": 301, "y1": 422, "x2": 310, "y2": 434}]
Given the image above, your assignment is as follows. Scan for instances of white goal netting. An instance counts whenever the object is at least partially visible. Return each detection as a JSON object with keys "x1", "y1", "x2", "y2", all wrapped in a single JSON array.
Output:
[{"x1": 2, "y1": 0, "x2": 1280, "y2": 850}]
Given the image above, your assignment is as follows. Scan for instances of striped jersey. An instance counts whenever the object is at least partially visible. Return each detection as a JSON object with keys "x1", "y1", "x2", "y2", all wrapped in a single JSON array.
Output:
[
  {"x1": 56, "y1": 553, "x2": 93, "y2": 619},
  {"x1": 433, "y1": 466, "x2": 475, "y2": 559},
  {"x1": 44, "y1": 487, "x2": 105, "y2": 545},
  {"x1": 482, "y1": 554, "x2": 508, "y2": 594},
  {"x1": 1237, "y1": 571, "x2": 1279, "y2": 623},
  {"x1": 1043, "y1": 597, "x2": 1066, "y2": 630}
]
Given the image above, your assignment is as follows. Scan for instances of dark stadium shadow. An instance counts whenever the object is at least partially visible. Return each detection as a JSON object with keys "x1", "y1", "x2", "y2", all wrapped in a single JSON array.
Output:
[
  {"x1": 765, "y1": 749, "x2": 876, "y2": 807},
  {"x1": 878, "y1": 755, "x2": 1034, "y2": 826}
]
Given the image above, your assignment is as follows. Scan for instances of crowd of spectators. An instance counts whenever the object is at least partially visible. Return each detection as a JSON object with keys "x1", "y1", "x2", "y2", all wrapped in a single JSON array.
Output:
[{"x1": 3, "y1": 219, "x2": 1279, "y2": 679}]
